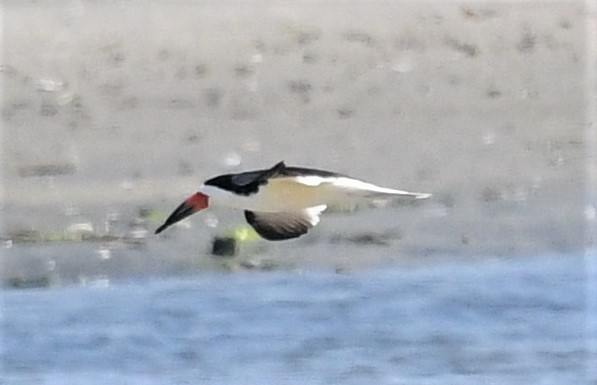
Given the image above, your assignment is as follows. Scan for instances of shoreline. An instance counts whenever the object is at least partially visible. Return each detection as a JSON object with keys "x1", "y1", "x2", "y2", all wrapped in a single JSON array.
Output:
[{"x1": 2, "y1": 0, "x2": 589, "y2": 280}]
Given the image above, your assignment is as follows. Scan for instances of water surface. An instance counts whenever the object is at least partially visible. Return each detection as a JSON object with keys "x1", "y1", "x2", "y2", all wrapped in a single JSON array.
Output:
[{"x1": 1, "y1": 255, "x2": 591, "y2": 384}]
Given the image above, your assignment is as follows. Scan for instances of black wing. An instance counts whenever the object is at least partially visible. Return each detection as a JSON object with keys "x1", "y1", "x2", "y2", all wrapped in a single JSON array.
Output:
[
  {"x1": 278, "y1": 166, "x2": 345, "y2": 178},
  {"x1": 204, "y1": 161, "x2": 286, "y2": 196},
  {"x1": 244, "y1": 207, "x2": 325, "y2": 241},
  {"x1": 203, "y1": 161, "x2": 344, "y2": 196}
]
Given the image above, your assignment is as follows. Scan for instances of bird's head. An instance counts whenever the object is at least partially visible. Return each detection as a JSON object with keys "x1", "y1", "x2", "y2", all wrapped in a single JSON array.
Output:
[{"x1": 154, "y1": 192, "x2": 209, "y2": 234}]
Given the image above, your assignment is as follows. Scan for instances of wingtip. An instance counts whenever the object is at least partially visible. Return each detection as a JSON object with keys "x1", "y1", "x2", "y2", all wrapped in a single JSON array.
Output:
[
  {"x1": 267, "y1": 161, "x2": 287, "y2": 177},
  {"x1": 415, "y1": 193, "x2": 432, "y2": 200}
]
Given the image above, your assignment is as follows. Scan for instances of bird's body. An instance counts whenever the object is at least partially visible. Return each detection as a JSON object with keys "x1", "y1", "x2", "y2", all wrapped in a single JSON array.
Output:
[{"x1": 155, "y1": 161, "x2": 430, "y2": 241}]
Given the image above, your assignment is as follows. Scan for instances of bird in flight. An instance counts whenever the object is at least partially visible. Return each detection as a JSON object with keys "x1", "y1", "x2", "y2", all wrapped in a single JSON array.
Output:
[{"x1": 155, "y1": 161, "x2": 431, "y2": 241}]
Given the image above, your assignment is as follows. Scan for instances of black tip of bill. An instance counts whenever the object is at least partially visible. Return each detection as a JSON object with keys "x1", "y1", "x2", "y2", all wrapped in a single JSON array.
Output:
[
  {"x1": 154, "y1": 224, "x2": 168, "y2": 235},
  {"x1": 154, "y1": 201, "x2": 196, "y2": 235}
]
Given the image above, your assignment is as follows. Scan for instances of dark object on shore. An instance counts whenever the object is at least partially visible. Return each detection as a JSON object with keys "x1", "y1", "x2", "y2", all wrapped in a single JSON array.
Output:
[
  {"x1": 330, "y1": 230, "x2": 402, "y2": 246},
  {"x1": 18, "y1": 162, "x2": 76, "y2": 177},
  {"x1": 211, "y1": 236, "x2": 238, "y2": 257},
  {"x1": 4, "y1": 276, "x2": 51, "y2": 289}
]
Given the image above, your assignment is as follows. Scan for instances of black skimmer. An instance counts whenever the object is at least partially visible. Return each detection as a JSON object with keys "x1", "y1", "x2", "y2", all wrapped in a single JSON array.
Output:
[{"x1": 155, "y1": 161, "x2": 431, "y2": 241}]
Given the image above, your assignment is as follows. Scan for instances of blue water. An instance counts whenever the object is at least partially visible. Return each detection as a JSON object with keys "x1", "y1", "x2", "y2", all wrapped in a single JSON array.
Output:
[{"x1": 1, "y1": 255, "x2": 594, "y2": 385}]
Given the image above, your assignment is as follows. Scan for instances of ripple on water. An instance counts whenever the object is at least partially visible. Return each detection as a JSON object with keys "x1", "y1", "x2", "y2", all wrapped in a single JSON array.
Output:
[{"x1": 1, "y1": 255, "x2": 587, "y2": 385}]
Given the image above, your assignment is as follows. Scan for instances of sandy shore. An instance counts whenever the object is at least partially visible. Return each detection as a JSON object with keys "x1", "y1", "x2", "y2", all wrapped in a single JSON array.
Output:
[{"x1": 1, "y1": 0, "x2": 592, "y2": 280}]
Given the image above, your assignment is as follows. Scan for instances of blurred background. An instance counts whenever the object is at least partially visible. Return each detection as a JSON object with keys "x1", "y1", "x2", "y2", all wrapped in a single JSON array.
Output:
[{"x1": 1, "y1": 0, "x2": 595, "y2": 384}]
